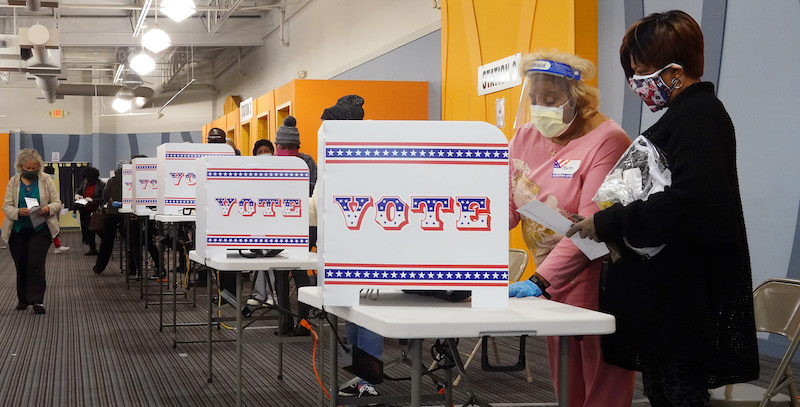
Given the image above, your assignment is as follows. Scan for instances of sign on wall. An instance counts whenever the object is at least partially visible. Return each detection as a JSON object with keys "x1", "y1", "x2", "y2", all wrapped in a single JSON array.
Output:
[
  {"x1": 477, "y1": 53, "x2": 522, "y2": 96},
  {"x1": 318, "y1": 121, "x2": 509, "y2": 308},
  {"x1": 156, "y1": 143, "x2": 235, "y2": 215},
  {"x1": 121, "y1": 164, "x2": 132, "y2": 210},
  {"x1": 131, "y1": 158, "x2": 158, "y2": 213},
  {"x1": 195, "y1": 156, "x2": 310, "y2": 259},
  {"x1": 240, "y1": 97, "x2": 254, "y2": 122}
]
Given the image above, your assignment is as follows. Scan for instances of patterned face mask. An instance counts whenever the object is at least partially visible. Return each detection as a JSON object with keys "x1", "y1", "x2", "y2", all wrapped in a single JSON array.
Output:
[{"x1": 628, "y1": 63, "x2": 682, "y2": 112}]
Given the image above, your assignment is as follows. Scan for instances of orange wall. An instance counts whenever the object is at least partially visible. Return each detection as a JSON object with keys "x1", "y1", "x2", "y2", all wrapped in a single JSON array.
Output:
[
  {"x1": 442, "y1": 0, "x2": 598, "y2": 279},
  {"x1": 0, "y1": 133, "x2": 7, "y2": 224}
]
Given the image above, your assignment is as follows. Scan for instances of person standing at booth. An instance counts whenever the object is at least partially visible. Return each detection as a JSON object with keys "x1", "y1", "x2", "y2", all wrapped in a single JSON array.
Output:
[
  {"x1": 2, "y1": 149, "x2": 62, "y2": 314},
  {"x1": 92, "y1": 161, "x2": 124, "y2": 274},
  {"x1": 506, "y1": 51, "x2": 636, "y2": 406},
  {"x1": 75, "y1": 166, "x2": 104, "y2": 256},
  {"x1": 252, "y1": 139, "x2": 274, "y2": 156},
  {"x1": 566, "y1": 11, "x2": 759, "y2": 405}
]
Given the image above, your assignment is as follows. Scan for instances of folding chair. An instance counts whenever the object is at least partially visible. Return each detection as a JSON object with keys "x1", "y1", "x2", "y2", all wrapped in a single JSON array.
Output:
[
  {"x1": 454, "y1": 248, "x2": 533, "y2": 385},
  {"x1": 710, "y1": 278, "x2": 800, "y2": 406}
]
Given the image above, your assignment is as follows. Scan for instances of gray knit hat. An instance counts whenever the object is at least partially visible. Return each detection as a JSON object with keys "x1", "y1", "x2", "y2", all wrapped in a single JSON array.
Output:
[
  {"x1": 321, "y1": 95, "x2": 365, "y2": 120},
  {"x1": 275, "y1": 116, "x2": 300, "y2": 146}
]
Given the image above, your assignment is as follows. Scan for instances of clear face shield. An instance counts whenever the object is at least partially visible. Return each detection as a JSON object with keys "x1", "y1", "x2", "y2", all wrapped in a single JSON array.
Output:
[{"x1": 513, "y1": 60, "x2": 580, "y2": 138}]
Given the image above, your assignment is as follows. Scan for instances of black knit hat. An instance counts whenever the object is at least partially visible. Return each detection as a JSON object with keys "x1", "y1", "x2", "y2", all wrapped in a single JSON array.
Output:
[
  {"x1": 275, "y1": 116, "x2": 300, "y2": 146},
  {"x1": 321, "y1": 95, "x2": 365, "y2": 120},
  {"x1": 252, "y1": 139, "x2": 274, "y2": 156},
  {"x1": 207, "y1": 127, "x2": 226, "y2": 143}
]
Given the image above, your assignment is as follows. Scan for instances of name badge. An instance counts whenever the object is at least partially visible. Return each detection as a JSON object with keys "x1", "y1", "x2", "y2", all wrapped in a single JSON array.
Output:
[{"x1": 552, "y1": 159, "x2": 580, "y2": 178}]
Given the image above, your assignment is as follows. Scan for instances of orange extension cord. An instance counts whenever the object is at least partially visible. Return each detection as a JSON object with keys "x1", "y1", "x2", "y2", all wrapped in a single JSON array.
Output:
[{"x1": 298, "y1": 318, "x2": 330, "y2": 399}]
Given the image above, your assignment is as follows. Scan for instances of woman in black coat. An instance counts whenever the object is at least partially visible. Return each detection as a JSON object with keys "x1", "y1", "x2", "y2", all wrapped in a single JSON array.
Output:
[
  {"x1": 567, "y1": 10, "x2": 758, "y2": 406},
  {"x1": 75, "y1": 166, "x2": 105, "y2": 255}
]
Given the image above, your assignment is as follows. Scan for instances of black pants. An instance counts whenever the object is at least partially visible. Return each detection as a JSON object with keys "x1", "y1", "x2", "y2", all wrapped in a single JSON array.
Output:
[
  {"x1": 94, "y1": 214, "x2": 122, "y2": 273},
  {"x1": 129, "y1": 218, "x2": 159, "y2": 275},
  {"x1": 641, "y1": 358, "x2": 710, "y2": 407},
  {"x1": 10, "y1": 227, "x2": 52, "y2": 305},
  {"x1": 79, "y1": 209, "x2": 96, "y2": 250}
]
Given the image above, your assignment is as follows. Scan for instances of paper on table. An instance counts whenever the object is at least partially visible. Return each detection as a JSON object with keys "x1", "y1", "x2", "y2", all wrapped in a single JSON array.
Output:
[
  {"x1": 517, "y1": 200, "x2": 609, "y2": 260},
  {"x1": 25, "y1": 197, "x2": 39, "y2": 209},
  {"x1": 74, "y1": 198, "x2": 89, "y2": 206}
]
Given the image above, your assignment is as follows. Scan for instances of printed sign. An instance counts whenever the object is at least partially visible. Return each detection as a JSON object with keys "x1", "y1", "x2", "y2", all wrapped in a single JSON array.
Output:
[
  {"x1": 477, "y1": 53, "x2": 522, "y2": 96},
  {"x1": 156, "y1": 143, "x2": 235, "y2": 215},
  {"x1": 318, "y1": 121, "x2": 509, "y2": 308},
  {"x1": 121, "y1": 164, "x2": 132, "y2": 210},
  {"x1": 195, "y1": 156, "x2": 310, "y2": 259},
  {"x1": 131, "y1": 158, "x2": 158, "y2": 213},
  {"x1": 240, "y1": 97, "x2": 254, "y2": 122}
]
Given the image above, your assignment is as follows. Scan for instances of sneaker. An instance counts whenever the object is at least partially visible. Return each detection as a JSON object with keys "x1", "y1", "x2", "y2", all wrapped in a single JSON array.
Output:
[
  {"x1": 338, "y1": 384, "x2": 359, "y2": 397},
  {"x1": 85, "y1": 249, "x2": 98, "y2": 256},
  {"x1": 32, "y1": 304, "x2": 45, "y2": 314},
  {"x1": 54, "y1": 246, "x2": 70, "y2": 254},
  {"x1": 357, "y1": 383, "x2": 379, "y2": 398}
]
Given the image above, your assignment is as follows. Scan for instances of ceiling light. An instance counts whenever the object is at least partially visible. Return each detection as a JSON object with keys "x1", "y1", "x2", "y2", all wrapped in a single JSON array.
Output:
[
  {"x1": 160, "y1": 0, "x2": 196, "y2": 22},
  {"x1": 113, "y1": 87, "x2": 136, "y2": 113},
  {"x1": 130, "y1": 53, "x2": 155, "y2": 75},
  {"x1": 112, "y1": 98, "x2": 132, "y2": 113},
  {"x1": 142, "y1": 27, "x2": 171, "y2": 54},
  {"x1": 133, "y1": 97, "x2": 148, "y2": 109}
]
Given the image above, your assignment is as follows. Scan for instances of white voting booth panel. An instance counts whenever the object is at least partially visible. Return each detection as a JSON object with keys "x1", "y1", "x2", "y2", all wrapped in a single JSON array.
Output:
[
  {"x1": 195, "y1": 156, "x2": 310, "y2": 259},
  {"x1": 318, "y1": 121, "x2": 509, "y2": 308},
  {"x1": 122, "y1": 164, "x2": 132, "y2": 210},
  {"x1": 156, "y1": 143, "x2": 234, "y2": 215},
  {"x1": 132, "y1": 158, "x2": 158, "y2": 211}
]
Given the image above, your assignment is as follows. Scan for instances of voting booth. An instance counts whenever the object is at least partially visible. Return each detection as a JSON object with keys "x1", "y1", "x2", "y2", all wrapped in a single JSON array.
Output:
[
  {"x1": 121, "y1": 164, "x2": 132, "y2": 210},
  {"x1": 132, "y1": 158, "x2": 158, "y2": 212},
  {"x1": 195, "y1": 156, "x2": 310, "y2": 259},
  {"x1": 318, "y1": 121, "x2": 509, "y2": 308},
  {"x1": 156, "y1": 143, "x2": 235, "y2": 215}
]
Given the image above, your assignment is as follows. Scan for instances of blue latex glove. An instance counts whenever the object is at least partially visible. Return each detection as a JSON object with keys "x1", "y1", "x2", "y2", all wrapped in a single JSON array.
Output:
[
  {"x1": 508, "y1": 280, "x2": 542, "y2": 298},
  {"x1": 72, "y1": 212, "x2": 77, "y2": 219},
  {"x1": 112, "y1": 201, "x2": 122, "y2": 208}
]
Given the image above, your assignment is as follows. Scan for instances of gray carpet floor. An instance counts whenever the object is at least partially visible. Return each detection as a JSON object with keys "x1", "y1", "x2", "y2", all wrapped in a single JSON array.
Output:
[{"x1": 0, "y1": 231, "x2": 791, "y2": 406}]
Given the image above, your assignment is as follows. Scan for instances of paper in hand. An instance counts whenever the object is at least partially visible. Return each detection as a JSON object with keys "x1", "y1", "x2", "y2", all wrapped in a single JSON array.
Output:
[
  {"x1": 25, "y1": 197, "x2": 39, "y2": 209},
  {"x1": 516, "y1": 200, "x2": 610, "y2": 260},
  {"x1": 74, "y1": 198, "x2": 89, "y2": 206},
  {"x1": 28, "y1": 206, "x2": 46, "y2": 228}
]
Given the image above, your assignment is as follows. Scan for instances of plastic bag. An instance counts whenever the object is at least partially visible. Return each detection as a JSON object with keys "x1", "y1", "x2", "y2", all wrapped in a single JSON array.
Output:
[{"x1": 593, "y1": 135, "x2": 671, "y2": 258}]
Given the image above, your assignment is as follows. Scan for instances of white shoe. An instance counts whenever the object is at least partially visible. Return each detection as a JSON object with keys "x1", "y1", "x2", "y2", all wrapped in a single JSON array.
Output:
[{"x1": 54, "y1": 246, "x2": 71, "y2": 253}]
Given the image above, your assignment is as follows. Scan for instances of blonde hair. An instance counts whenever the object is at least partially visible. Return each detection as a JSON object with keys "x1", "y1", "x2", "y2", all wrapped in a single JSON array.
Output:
[
  {"x1": 15, "y1": 148, "x2": 44, "y2": 175},
  {"x1": 520, "y1": 50, "x2": 601, "y2": 119}
]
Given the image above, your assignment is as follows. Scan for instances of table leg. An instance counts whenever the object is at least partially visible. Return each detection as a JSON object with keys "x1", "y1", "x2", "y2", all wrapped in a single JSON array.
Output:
[
  {"x1": 411, "y1": 338, "x2": 422, "y2": 407},
  {"x1": 172, "y1": 223, "x2": 178, "y2": 343},
  {"x1": 328, "y1": 314, "x2": 338, "y2": 407},
  {"x1": 276, "y1": 269, "x2": 290, "y2": 380},
  {"x1": 207, "y1": 267, "x2": 213, "y2": 383},
  {"x1": 558, "y1": 336, "x2": 569, "y2": 407},
  {"x1": 236, "y1": 271, "x2": 243, "y2": 407}
]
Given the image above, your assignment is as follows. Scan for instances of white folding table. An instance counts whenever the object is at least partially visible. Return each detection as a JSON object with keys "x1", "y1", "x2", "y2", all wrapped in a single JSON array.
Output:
[
  {"x1": 299, "y1": 287, "x2": 615, "y2": 407},
  {"x1": 189, "y1": 250, "x2": 318, "y2": 407}
]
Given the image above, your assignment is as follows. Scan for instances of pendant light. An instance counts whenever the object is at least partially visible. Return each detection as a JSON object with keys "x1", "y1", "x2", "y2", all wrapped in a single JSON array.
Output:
[
  {"x1": 142, "y1": 0, "x2": 171, "y2": 53},
  {"x1": 160, "y1": 0, "x2": 196, "y2": 22}
]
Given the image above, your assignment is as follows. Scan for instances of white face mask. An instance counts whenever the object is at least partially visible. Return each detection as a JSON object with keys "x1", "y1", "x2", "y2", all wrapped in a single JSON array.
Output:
[
  {"x1": 257, "y1": 152, "x2": 273, "y2": 156},
  {"x1": 529, "y1": 99, "x2": 576, "y2": 139}
]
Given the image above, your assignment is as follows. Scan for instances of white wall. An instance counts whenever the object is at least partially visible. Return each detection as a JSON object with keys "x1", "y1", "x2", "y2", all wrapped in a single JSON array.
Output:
[
  {"x1": 597, "y1": 1, "x2": 800, "y2": 287},
  {"x1": 0, "y1": 87, "x2": 94, "y2": 134},
  {"x1": 97, "y1": 92, "x2": 215, "y2": 134},
  {"x1": 213, "y1": 0, "x2": 441, "y2": 113}
]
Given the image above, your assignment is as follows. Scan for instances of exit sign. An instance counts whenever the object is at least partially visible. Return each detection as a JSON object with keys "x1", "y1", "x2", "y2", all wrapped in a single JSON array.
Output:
[{"x1": 50, "y1": 109, "x2": 64, "y2": 119}]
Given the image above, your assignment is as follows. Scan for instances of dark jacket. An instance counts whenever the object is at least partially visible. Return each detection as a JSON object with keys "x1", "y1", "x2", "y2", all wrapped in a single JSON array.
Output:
[
  {"x1": 298, "y1": 152, "x2": 317, "y2": 197},
  {"x1": 593, "y1": 82, "x2": 759, "y2": 387},
  {"x1": 76, "y1": 179, "x2": 106, "y2": 212},
  {"x1": 103, "y1": 169, "x2": 123, "y2": 215}
]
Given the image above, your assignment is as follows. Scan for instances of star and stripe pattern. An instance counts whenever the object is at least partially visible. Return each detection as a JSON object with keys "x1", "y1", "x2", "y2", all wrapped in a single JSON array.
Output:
[
  {"x1": 324, "y1": 263, "x2": 508, "y2": 287},
  {"x1": 135, "y1": 198, "x2": 157, "y2": 204},
  {"x1": 165, "y1": 198, "x2": 196, "y2": 207},
  {"x1": 165, "y1": 151, "x2": 235, "y2": 161},
  {"x1": 324, "y1": 142, "x2": 509, "y2": 166},
  {"x1": 135, "y1": 165, "x2": 157, "y2": 171},
  {"x1": 206, "y1": 168, "x2": 309, "y2": 181},
  {"x1": 206, "y1": 234, "x2": 309, "y2": 247}
]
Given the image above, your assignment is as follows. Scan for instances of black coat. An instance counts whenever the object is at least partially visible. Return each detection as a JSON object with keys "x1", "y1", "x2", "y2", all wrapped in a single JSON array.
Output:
[{"x1": 594, "y1": 82, "x2": 759, "y2": 387}]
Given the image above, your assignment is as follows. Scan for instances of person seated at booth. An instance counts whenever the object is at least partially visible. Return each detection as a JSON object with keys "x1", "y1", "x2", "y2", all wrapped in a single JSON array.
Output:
[{"x1": 253, "y1": 139, "x2": 274, "y2": 156}]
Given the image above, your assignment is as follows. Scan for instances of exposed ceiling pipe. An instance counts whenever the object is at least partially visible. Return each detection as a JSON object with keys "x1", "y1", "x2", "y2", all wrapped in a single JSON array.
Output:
[
  {"x1": 132, "y1": 0, "x2": 153, "y2": 38},
  {"x1": 207, "y1": 0, "x2": 244, "y2": 36},
  {"x1": 26, "y1": 0, "x2": 41, "y2": 12},
  {"x1": 156, "y1": 77, "x2": 194, "y2": 118},
  {"x1": 0, "y1": 4, "x2": 258, "y2": 12}
]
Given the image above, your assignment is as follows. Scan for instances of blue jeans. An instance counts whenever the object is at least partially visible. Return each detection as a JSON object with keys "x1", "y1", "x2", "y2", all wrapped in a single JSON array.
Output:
[{"x1": 345, "y1": 322, "x2": 383, "y2": 386}]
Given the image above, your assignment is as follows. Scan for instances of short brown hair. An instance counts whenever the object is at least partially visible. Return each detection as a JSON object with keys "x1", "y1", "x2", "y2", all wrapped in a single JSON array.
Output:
[{"x1": 619, "y1": 10, "x2": 704, "y2": 78}]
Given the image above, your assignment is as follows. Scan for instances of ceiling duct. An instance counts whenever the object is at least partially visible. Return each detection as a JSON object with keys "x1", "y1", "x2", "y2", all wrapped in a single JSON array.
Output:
[
  {"x1": 55, "y1": 84, "x2": 154, "y2": 99},
  {"x1": 35, "y1": 74, "x2": 58, "y2": 102},
  {"x1": 7, "y1": 0, "x2": 60, "y2": 12}
]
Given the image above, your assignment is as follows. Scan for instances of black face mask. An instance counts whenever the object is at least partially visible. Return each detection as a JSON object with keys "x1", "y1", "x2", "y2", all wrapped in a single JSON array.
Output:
[{"x1": 22, "y1": 170, "x2": 38, "y2": 180}]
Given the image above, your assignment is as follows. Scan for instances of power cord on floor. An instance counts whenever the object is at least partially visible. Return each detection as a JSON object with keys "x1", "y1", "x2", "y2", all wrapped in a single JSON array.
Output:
[{"x1": 299, "y1": 318, "x2": 330, "y2": 399}]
